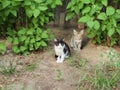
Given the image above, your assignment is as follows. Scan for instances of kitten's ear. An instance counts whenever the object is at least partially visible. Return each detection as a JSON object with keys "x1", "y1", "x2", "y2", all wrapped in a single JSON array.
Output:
[
  {"x1": 73, "y1": 29, "x2": 77, "y2": 35},
  {"x1": 54, "y1": 38, "x2": 57, "y2": 42}
]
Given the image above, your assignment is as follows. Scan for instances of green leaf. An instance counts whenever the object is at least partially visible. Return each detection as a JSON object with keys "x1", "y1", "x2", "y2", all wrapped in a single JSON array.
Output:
[
  {"x1": 26, "y1": 8, "x2": 33, "y2": 17},
  {"x1": 19, "y1": 36, "x2": 27, "y2": 42},
  {"x1": 30, "y1": 38, "x2": 35, "y2": 43},
  {"x1": 94, "y1": 20, "x2": 100, "y2": 30},
  {"x1": 29, "y1": 44, "x2": 34, "y2": 51},
  {"x1": 1, "y1": 0, "x2": 11, "y2": 9},
  {"x1": 111, "y1": 17, "x2": 117, "y2": 27},
  {"x1": 33, "y1": 9, "x2": 40, "y2": 18},
  {"x1": 18, "y1": 28, "x2": 26, "y2": 35},
  {"x1": 34, "y1": 0, "x2": 43, "y2": 3},
  {"x1": 87, "y1": 30, "x2": 97, "y2": 38},
  {"x1": 20, "y1": 46, "x2": 27, "y2": 52},
  {"x1": 106, "y1": 6, "x2": 115, "y2": 16},
  {"x1": 27, "y1": 29, "x2": 34, "y2": 35},
  {"x1": 0, "y1": 43, "x2": 6, "y2": 55},
  {"x1": 67, "y1": 2, "x2": 72, "y2": 9},
  {"x1": 116, "y1": 9, "x2": 120, "y2": 14},
  {"x1": 40, "y1": 41, "x2": 47, "y2": 47},
  {"x1": 116, "y1": 26, "x2": 120, "y2": 35},
  {"x1": 10, "y1": 10, "x2": 17, "y2": 17},
  {"x1": 78, "y1": 15, "x2": 91, "y2": 23},
  {"x1": 24, "y1": 0, "x2": 32, "y2": 5},
  {"x1": 55, "y1": 0, "x2": 62, "y2": 5},
  {"x1": 7, "y1": 37, "x2": 13, "y2": 42},
  {"x1": 13, "y1": 38, "x2": 19, "y2": 45},
  {"x1": 36, "y1": 35, "x2": 41, "y2": 41},
  {"x1": 82, "y1": 0, "x2": 90, "y2": 4},
  {"x1": 12, "y1": 46, "x2": 20, "y2": 54},
  {"x1": 78, "y1": 2, "x2": 83, "y2": 10},
  {"x1": 108, "y1": 28, "x2": 115, "y2": 37},
  {"x1": 90, "y1": 0, "x2": 95, "y2": 4},
  {"x1": 101, "y1": 0, "x2": 108, "y2": 6},
  {"x1": 82, "y1": 6, "x2": 91, "y2": 15},
  {"x1": 87, "y1": 21, "x2": 94, "y2": 28},
  {"x1": 97, "y1": 12, "x2": 107, "y2": 20},
  {"x1": 66, "y1": 13, "x2": 75, "y2": 21},
  {"x1": 41, "y1": 31, "x2": 48, "y2": 39},
  {"x1": 38, "y1": 6, "x2": 48, "y2": 11}
]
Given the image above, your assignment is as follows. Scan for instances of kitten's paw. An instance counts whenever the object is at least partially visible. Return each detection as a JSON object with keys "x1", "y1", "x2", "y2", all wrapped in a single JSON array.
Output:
[{"x1": 56, "y1": 60, "x2": 63, "y2": 63}]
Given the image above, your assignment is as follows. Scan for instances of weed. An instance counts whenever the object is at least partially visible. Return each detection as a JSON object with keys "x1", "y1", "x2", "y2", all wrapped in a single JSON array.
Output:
[
  {"x1": 77, "y1": 48, "x2": 120, "y2": 90},
  {"x1": 56, "y1": 69, "x2": 64, "y2": 81},
  {"x1": 68, "y1": 57, "x2": 87, "y2": 68},
  {"x1": 0, "y1": 60, "x2": 16, "y2": 76},
  {"x1": 25, "y1": 63, "x2": 37, "y2": 71}
]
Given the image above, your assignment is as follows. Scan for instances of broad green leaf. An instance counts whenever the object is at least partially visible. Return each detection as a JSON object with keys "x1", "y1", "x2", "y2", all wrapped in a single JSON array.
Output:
[
  {"x1": 82, "y1": 0, "x2": 90, "y2": 4},
  {"x1": 106, "y1": 6, "x2": 115, "y2": 16},
  {"x1": 36, "y1": 28, "x2": 42, "y2": 34},
  {"x1": 29, "y1": 44, "x2": 34, "y2": 51},
  {"x1": 87, "y1": 30, "x2": 97, "y2": 38},
  {"x1": 34, "y1": 42, "x2": 41, "y2": 49},
  {"x1": 111, "y1": 17, "x2": 117, "y2": 27},
  {"x1": 27, "y1": 29, "x2": 34, "y2": 35},
  {"x1": 34, "y1": 0, "x2": 43, "y2": 3},
  {"x1": 55, "y1": 0, "x2": 62, "y2": 5},
  {"x1": 116, "y1": 26, "x2": 120, "y2": 35},
  {"x1": 90, "y1": 0, "x2": 95, "y2": 4},
  {"x1": 13, "y1": 38, "x2": 19, "y2": 45},
  {"x1": 24, "y1": 0, "x2": 31, "y2": 5},
  {"x1": 20, "y1": 46, "x2": 27, "y2": 52},
  {"x1": 1, "y1": 0, "x2": 11, "y2": 9},
  {"x1": 38, "y1": 6, "x2": 48, "y2": 11},
  {"x1": 40, "y1": 41, "x2": 47, "y2": 47},
  {"x1": 108, "y1": 28, "x2": 115, "y2": 37},
  {"x1": 87, "y1": 21, "x2": 94, "y2": 28},
  {"x1": 116, "y1": 9, "x2": 120, "y2": 14},
  {"x1": 82, "y1": 6, "x2": 91, "y2": 15},
  {"x1": 10, "y1": 10, "x2": 17, "y2": 17},
  {"x1": 0, "y1": 43, "x2": 6, "y2": 54},
  {"x1": 41, "y1": 31, "x2": 48, "y2": 38},
  {"x1": 78, "y1": 2, "x2": 83, "y2": 10},
  {"x1": 30, "y1": 38, "x2": 35, "y2": 43},
  {"x1": 36, "y1": 35, "x2": 41, "y2": 41},
  {"x1": 19, "y1": 36, "x2": 27, "y2": 42},
  {"x1": 18, "y1": 28, "x2": 26, "y2": 35},
  {"x1": 97, "y1": 12, "x2": 107, "y2": 20},
  {"x1": 12, "y1": 46, "x2": 20, "y2": 54},
  {"x1": 67, "y1": 2, "x2": 72, "y2": 9},
  {"x1": 26, "y1": 8, "x2": 33, "y2": 17},
  {"x1": 78, "y1": 15, "x2": 91, "y2": 23},
  {"x1": 66, "y1": 12, "x2": 75, "y2": 21},
  {"x1": 7, "y1": 37, "x2": 13, "y2": 42},
  {"x1": 101, "y1": 0, "x2": 108, "y2": 6},
  {"x1": 33, "y1": 9, "x2": 40, "y2": 18},
  {"x1": 75, "y1": 6, "x2": 80, "y2": 14},
  {"x1": 94, "y1": 20, "x2": 100, "y2": 30}
]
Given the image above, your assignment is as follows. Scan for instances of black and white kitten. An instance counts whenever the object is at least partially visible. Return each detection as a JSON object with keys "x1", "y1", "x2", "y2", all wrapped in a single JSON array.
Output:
[{"x1": 54, "y1": 38, "x2": 71, "y2": 63}]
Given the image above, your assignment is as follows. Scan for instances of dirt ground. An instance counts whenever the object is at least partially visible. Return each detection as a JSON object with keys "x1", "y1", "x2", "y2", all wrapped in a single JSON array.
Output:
[{"x1": 0, "y1": 26, "x2": 119, "y2": 90}]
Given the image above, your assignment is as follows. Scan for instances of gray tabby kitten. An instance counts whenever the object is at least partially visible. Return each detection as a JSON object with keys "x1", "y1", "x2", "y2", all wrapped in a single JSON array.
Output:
[{"x1": 70, "y1": 29, "x2": 84, "y2": 50}]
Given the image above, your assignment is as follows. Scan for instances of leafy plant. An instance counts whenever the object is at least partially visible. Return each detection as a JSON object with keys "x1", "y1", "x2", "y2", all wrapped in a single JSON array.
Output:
[
  {"x1": 7, "y1": 27, "x2": 54, "y2": 54},
  {"x1": 0, "y1": 60, "x2": 16, "y2": 76},
  {"x1": 0, "y1": 43, "x2": 6, "y2": 55},
  {"x1": 25, "y1": 63, "x2": 37, "y2": 71},
  {"x1": 56, "y1": 69, "x2": 64, "y2": 81},
  {"x1": 0, "y1": 0, "x2": 62, "y2": 54},
  {"x1": 66, "y1": 0, "x2": 120, "y2": 46}
]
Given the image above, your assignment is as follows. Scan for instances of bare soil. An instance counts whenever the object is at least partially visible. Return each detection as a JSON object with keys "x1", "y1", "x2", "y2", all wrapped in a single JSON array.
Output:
[{"x1": 0, "y1": 26, "x2": 119, "y2": 90}]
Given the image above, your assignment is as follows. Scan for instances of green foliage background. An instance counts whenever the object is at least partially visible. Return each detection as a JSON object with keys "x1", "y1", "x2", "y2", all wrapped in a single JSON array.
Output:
[
  {"x1": 66, "y1": 0, "x2": 120, "y2": 46},
  {"x1": 0, "y1": 0, "x2": 62, "y2": 54}
]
